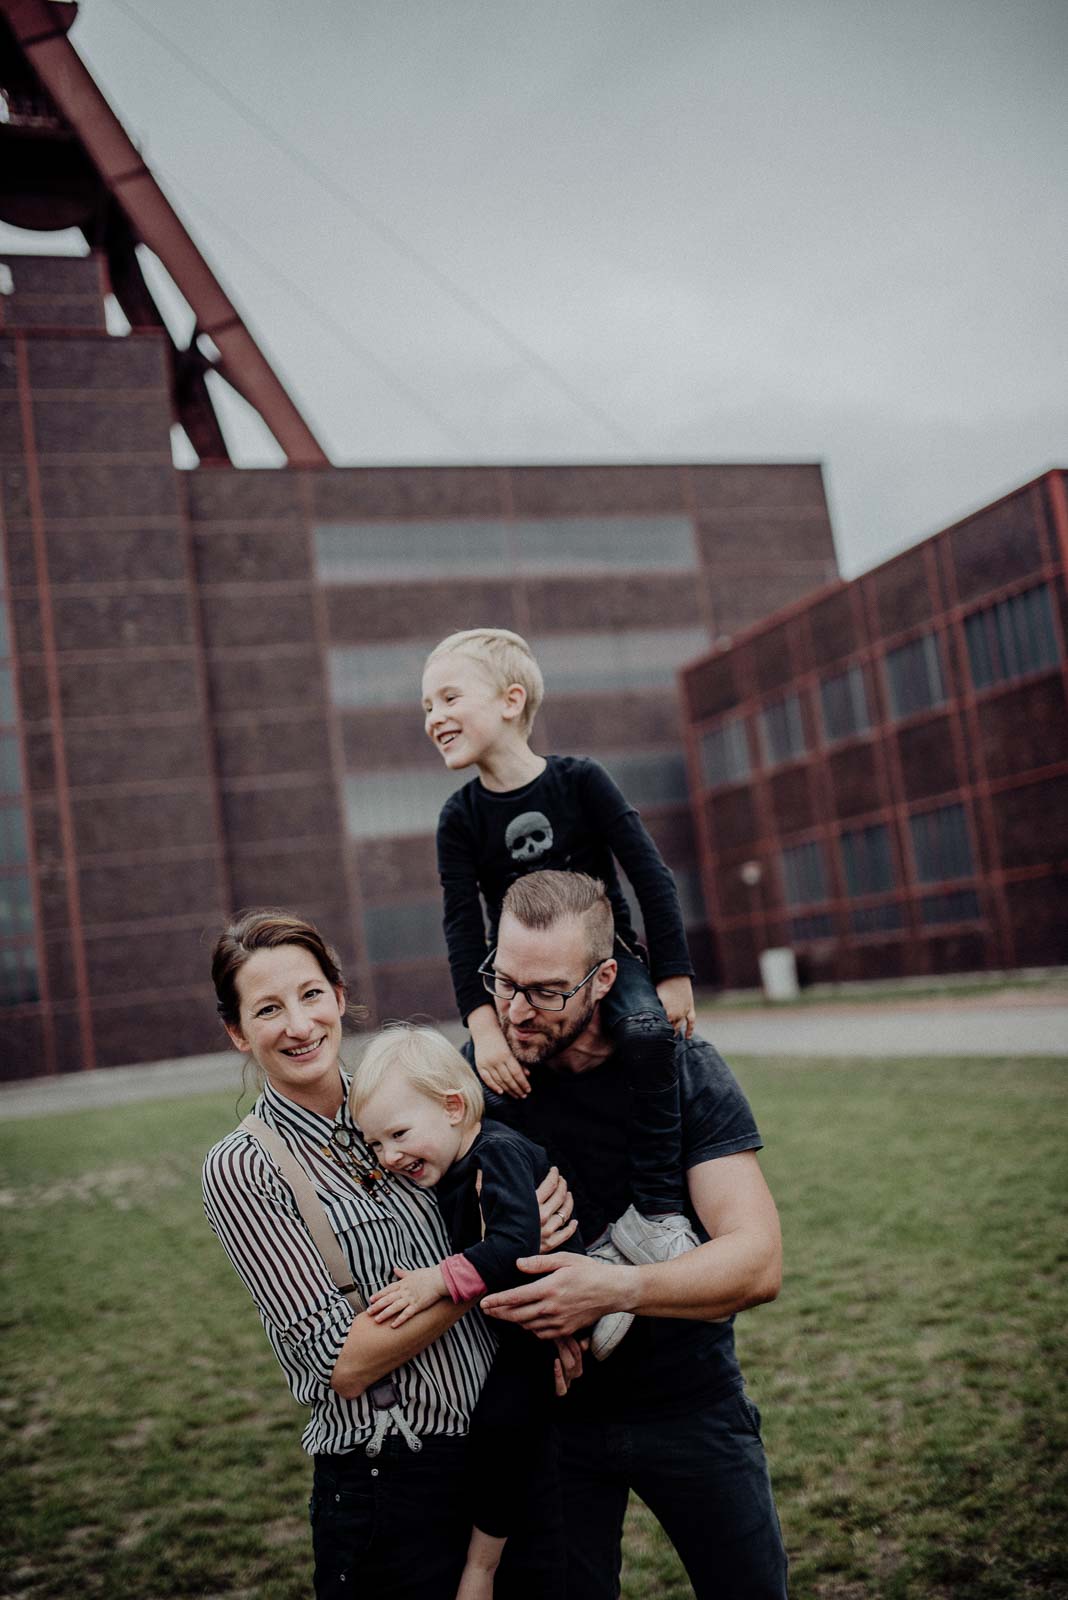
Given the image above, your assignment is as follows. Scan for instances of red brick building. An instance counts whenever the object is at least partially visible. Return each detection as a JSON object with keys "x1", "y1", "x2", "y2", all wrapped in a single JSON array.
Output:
[
  {"x1": 680, "y1": 473, "x2": 1068, "y2": 989},
  {"x1": 0, "y1": 250, "x2": 839, "y2": 1076}
]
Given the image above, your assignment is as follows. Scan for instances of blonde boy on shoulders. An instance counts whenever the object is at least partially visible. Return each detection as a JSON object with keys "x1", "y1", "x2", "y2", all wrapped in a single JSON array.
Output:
[{"x1": 421, "y1": 627, "x2": 702, "y2": 1334}]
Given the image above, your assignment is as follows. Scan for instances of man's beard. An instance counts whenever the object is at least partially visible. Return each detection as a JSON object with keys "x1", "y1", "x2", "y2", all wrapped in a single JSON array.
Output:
[{"x1": 500, "y1": 989, "x2": 598, "y2": 1068}]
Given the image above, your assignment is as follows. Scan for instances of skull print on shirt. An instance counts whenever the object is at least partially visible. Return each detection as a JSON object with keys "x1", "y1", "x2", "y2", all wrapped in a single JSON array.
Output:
[{"x1": 505, "y1": 810, "x2": 555, "y2": 864}]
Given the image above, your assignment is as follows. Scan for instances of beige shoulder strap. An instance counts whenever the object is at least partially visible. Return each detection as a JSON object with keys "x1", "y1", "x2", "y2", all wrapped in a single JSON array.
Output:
[{"x1": 241, "y1": 1115, "x2": 366, "y2": 1312}]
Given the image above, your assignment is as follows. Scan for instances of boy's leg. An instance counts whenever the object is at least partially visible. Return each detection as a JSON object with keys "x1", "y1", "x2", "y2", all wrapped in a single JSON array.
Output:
[{"x1": 599, "y1": 949, "x2": 685, "y2": 1216}]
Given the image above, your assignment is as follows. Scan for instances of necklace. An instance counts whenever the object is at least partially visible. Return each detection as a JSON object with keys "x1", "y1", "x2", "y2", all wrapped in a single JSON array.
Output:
[{"x1": 322, "y1": 1124, "x2": 391, "y2": 1195}]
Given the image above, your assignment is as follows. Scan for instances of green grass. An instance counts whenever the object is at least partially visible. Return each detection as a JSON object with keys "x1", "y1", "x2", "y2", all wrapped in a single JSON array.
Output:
[{"x1": 2, "y1": 1057, "x2": 1066, "y2": 1599}]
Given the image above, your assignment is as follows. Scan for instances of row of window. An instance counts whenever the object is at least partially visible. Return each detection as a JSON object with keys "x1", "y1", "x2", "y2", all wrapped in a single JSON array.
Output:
[
  {"x1": 787, "y1": 888, "x2": 981, "y2": 943},
  {"x1": 360, "y1": 867, "x2": 709, "y2": 966},
  {"x1": 780, "y1": 804, "x2": 975, "y2": 914},
  {"x1": 330, "y1": 626, "x2": 710, "y2": 711},
  {"x1": 699, "y1": 583, "x2": 1061, "y2": 788},
  {"x1": 315, "y1": 515, "x2": 699, "y2": 582},
  {"x1": 344, "y1": 748, "x2": 691, "y2": 841}
]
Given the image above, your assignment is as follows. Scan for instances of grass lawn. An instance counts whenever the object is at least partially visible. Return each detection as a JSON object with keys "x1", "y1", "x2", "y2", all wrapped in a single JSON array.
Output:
[{"x1": 2, "y1": 1055, "x2": 1066, "y2": 1599}]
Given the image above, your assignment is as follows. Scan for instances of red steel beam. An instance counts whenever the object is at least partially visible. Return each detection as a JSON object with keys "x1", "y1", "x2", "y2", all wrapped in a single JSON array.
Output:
[{"x1": 2, "y1": 0, "x2": 330, "y2": 467}]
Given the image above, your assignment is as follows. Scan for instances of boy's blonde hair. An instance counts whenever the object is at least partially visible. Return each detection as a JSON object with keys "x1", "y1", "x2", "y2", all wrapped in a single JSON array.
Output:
[
  {"x1": 425, "y1": 628, "x2": 544, "y2": 735},
  {"x1": 349, "y1": 1024, "x2": 484, "y2": 1133}
]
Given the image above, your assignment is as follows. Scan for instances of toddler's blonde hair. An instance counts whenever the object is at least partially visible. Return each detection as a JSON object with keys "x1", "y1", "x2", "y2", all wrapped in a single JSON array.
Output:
[
  {"x1": 425, "y1": 628, "x2": 544, "y2": 734},
  {"x1": 349, "y1": 1024, "x2": 484, "y2": 1133}
]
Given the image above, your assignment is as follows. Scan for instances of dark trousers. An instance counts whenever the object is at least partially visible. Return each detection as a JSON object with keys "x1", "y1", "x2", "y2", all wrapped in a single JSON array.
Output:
[
  {"x1": 599, "y1": 946, "x2": 686, "y2": 1215},
  {"x1": 558, "y1": 1390, "x2": 789, "y2": 1600},
  {"x1": 311, "y1": 1430, "x2": 564, "y2": 1600}
]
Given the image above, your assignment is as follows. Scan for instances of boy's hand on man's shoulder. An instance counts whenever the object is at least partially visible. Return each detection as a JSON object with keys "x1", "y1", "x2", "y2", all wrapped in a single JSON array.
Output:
[
  {"x1": 657, "y1": 975, "x2": 696, "y2": 1039},
  {"x1": 474, "y1": 1040, "x2": 531, "y2": 1098}
]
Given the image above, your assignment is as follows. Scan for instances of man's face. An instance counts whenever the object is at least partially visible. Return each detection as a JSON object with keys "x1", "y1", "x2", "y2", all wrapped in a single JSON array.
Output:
[{"x1": 493, "y1": 912, "x2": 615, "y2": 1068}]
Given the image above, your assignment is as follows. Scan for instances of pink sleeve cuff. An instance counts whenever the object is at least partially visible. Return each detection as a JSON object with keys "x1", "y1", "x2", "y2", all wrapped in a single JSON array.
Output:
[{"x1": 441, "y1": 1253, "x2": 488, "y2": 1303}]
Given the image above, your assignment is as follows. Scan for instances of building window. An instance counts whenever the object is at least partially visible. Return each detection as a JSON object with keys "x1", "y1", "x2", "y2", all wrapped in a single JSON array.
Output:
[
  {"x1": 759, "y1": 693, "x2": 806, "y2": 766},
  {"x1": 884, "y1": 633, "x2": 946, "y2": 719},
  {"x1": 314, "y1": 515, "x2": 697, "y2": 582},
  {"x1": 790, "y1": 911, "x2": 834, "y2": 941},
  {"x1": 840, "y1": 824, "x2": 895, "y2": 897},
  {"x1": 698, "y1": 716, "x2": 749, "y2": 788},
  {"x1": 363, "y1": 900, "x2": 447, "y2": 964},
  {"x1": 330, "y1": 626, "x2": 710, "y2": 709},
  {"x1": 850, "y1": 902, "x2": 904, "y2": 935},
  {"x1": 0, "y1": 547, "x2": 39, "y2": 1009},
  {"x1": 909, "y1": 804, "x2": 973, "y2": 883},
  {"x1": 964, "y1": 584, "x2": 1060, "y2": 690},
  {"x1": 920, "y1": 890, "x2": 981, "y2": 925},
  {"x1": 820, "y1": 665, "x2": 870, "y2": 743},
  {"x1": 781, "y1": 840, "x2": 827, "y2": 906}
]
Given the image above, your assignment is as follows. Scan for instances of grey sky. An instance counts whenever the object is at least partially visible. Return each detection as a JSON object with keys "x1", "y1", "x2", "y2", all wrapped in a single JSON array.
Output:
[{"x1": 4, "y1": 0, "x2": 1066, "y2": 575}]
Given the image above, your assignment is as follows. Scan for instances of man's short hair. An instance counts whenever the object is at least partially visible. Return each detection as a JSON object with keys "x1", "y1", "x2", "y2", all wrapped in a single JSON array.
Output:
[
  {"x1": 501, "y1": 870, "x2": 615, "y2": 965},
  {"x1": 425, "y1": 628, "x2": 544, "y2": 734}
]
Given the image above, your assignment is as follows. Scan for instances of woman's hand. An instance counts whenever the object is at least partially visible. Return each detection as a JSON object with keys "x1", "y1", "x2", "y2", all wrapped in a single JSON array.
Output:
[
  {"x1": 657, "y1": 975, "x2": 696, "y2": 1038},
  {"x1": 535, "y1": 1165, "x2": 578, "y2": 1251},
  {"x1": 367, "y1": 1265, "x2": 447, "y2": 1327}
]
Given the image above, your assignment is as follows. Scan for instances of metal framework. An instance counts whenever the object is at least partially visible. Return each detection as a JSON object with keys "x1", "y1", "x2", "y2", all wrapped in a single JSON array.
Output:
[{"x1": 0, "y1": 0, "x2": 329, "y2": 466}]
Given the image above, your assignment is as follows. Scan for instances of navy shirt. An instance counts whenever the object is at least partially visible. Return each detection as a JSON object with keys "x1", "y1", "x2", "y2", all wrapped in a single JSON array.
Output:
[
  {"x1": 436, "y1": 1122, "x2": 552, "y2": 1294},
  {"x1": 473, "y1": 1034, "x2": 763, "y2": 1420},
  {"x1": 437, "y1": 755, "x2": 694, "y2": 1022}
]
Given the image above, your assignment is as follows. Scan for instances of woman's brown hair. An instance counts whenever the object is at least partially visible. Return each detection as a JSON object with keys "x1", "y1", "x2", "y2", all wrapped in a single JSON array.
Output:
[{"x1": 211, "y1": 908, "x2": 352, "y2": 1028}]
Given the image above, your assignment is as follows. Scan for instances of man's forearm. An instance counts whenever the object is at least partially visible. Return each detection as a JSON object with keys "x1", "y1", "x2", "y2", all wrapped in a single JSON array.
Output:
[
  {"x1": 627, "y1": 1229, "x2": 782, "y2": 1322},
  {"x1": 331, "y1": 1297, "x2": 471, "y2": 1398}
]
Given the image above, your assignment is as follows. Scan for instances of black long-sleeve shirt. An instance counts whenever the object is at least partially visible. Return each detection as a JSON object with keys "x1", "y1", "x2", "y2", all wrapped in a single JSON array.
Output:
[{"x1": 437, "y1": 754, "x2": 694, "y2": 1022}]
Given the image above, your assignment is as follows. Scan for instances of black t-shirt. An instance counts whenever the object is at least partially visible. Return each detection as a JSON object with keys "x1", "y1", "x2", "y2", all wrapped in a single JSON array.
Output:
[
  {"x1": 470, "y1": 1033, "x2": 763, "y2": 1420},
  {"x1": 437, "y1": 754, "x2": 694, "y2": 1022}
]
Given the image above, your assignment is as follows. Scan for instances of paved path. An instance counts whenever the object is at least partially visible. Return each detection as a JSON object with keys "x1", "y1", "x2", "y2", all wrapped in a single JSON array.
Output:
[
  {"x1": 1, "y1": 995, "x2": 1063, "y2": 1120},
  {"x1": 701, "y1": 997, "x2": 1068, "y2": 1060}
]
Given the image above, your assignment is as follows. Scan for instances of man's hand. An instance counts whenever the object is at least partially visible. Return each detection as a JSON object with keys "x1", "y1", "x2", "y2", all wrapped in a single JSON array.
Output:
[
  {"x1": 481, "y1": 1253, "x2": 639, "y2": 1340},
  {"x1": 367, "y1": 1265, "x2": 447, "y2": 1327},
  {"x1": 535, "y1": 1165, "x2": 578, "y2": 1251},
  {"x1": 657, "y1": 975, "x2": 696, "y2": 1038}
]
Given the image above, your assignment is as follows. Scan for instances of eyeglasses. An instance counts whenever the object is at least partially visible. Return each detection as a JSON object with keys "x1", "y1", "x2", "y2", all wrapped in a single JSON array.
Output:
[{"x1": 477, "y1": 949, "x2": 607, "y2": 1012}]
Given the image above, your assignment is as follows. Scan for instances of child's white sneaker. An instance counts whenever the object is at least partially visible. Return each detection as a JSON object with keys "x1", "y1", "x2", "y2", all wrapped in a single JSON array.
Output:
[
  {"x1": 588, "y1": 1234, "x2": 635, "y2": 1360},
  {"x1": 610, "y1": 1204, "x2": 701, "y2": 1265}
]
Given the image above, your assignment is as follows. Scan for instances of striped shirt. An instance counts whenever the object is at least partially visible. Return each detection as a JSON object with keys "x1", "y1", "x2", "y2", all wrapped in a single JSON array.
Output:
[{"x1": 202, "y1": 1077, "x2": 495, "y2": 1456}]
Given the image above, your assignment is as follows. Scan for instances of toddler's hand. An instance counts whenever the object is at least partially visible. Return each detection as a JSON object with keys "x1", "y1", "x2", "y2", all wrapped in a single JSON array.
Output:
[
  {"x1": 367, "y1": 1265, "x2": 446, "y2": 1326},
  {"x1": 656, "y1": 975, "x2": 696, "y2": 1039},
  {"x1": 474, "y1": 1038, "x2": 531, "y2": 1099}
]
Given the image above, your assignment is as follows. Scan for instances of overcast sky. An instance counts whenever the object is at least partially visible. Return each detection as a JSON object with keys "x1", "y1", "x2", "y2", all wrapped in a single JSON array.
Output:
[{"x1": 4, "y1": 0, "x2": 1066, "y2": 575}]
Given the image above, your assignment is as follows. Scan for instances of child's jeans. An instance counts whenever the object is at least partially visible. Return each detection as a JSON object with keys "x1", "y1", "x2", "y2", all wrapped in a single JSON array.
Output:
[{"x1": 598, "y1": 944, "x2": 685, "y2": 1215}]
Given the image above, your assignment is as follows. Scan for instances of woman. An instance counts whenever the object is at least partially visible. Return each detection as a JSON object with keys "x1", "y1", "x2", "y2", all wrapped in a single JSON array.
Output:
[{"x1": 203, "y1": 908, "x2": 577, "y2": 1600}]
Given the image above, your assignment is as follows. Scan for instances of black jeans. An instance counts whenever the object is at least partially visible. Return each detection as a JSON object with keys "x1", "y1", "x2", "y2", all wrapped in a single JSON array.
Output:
[
  {"x1": 311, "y1": 1437, "x2": 470, "y2": 1600},
  {"x1": 311, "y1": 1431, "x2": 565, "y2": 1600},
  {"x1": 599, "y1": 946, "x2": 685, "y2": 1215},
  {"x1": 558, "y1": 1389, "x2": 789, "y2": 1599}
]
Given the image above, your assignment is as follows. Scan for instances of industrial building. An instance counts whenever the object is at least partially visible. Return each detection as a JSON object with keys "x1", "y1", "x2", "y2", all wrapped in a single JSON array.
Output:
[
  {"x1": 680, "y1": 472, "x2": 1068, "y2": 989},
  {"x1": 0, "y1": 1, "x2": 838, "y2": 1076}
]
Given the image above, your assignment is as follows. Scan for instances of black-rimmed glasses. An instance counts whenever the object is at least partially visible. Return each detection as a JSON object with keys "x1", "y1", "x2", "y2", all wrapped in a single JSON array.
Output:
[{"x1": 477, "y1": 949, "x2": 606, "y2": 1012}]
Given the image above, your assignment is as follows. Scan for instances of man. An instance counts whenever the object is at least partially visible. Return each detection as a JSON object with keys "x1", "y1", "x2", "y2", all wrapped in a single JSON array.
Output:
[{"x1": 475, "y1": 870, "x2": 788, "y2": 1600}]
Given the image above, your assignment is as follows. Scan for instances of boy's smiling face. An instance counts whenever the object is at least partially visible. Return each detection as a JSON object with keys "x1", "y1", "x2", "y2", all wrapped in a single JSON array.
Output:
[{"x1": 421, "y1": 650, "x2": 518, "y2": 771}]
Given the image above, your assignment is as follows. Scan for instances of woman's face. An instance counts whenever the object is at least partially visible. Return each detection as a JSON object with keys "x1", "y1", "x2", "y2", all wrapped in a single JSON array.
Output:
[{"x1": 227, "y1": 944, "x2": 346, "y2": 1111}]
